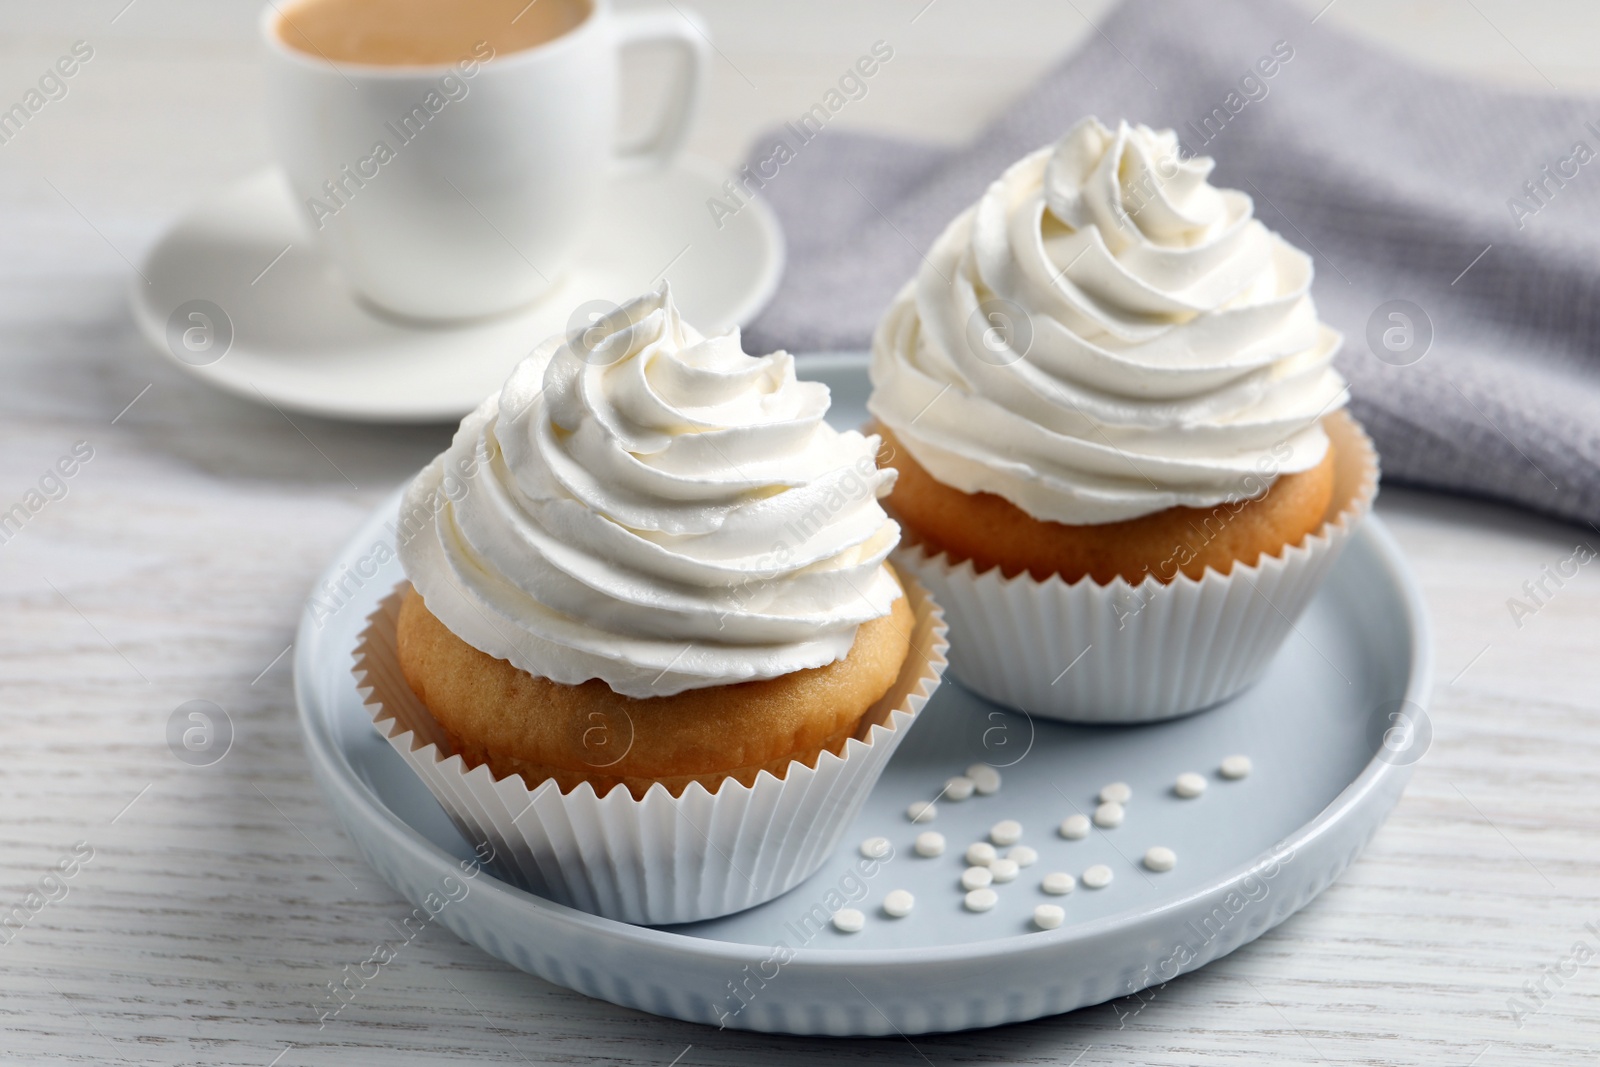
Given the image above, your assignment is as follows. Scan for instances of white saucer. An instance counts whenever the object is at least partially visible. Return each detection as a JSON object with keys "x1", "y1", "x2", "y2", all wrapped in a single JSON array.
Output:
[{"x1": 129, "y1": 158, "x2": 783, "y2": 423}]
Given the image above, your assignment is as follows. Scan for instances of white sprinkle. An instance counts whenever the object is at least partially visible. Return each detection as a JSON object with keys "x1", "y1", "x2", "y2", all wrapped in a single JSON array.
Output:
[
  {"x1": 1007, "y1": 845, "x2": 1039, "y2": 868},
  {"x1": 943, "y1": 775, "x2": 976, "y2": 801},
  {"x1": 988, "y1": 857, "x2": 1020, "y2": 883},
  {"x1": 964, "y1": 887, "x2": 998, "y2": 912},
  {"x1": 1033, "y1": 904, "x2": 1065, "y2": 930},
  {"x1": 859, "y1": 836, "x2": 891, "y2": 859},
  {"x1": 1082, "y1": 864, "x2": 1114, "y2": 889},
  {"x1": 907, "y1": 800, "x2": 938, "y2": 823},
  {"x1": 1099, "y1": 782, "x2": 1132, "y2": 804},
  {"x1": 1093, "y1": 801, "x2": 1124, "y2": 828},
  {"x1": 914, "y1": 831, "x2": 946, "y2": 857},
  {"x1": 832, "y1": 908, "x2": 865, "y2": 932},
  {"x1": 966, "y1": 764, "x2": 1002, "y2": 795},
  {"x1": 989, "y1": 819, "x2": 1023, "y2": 846},
  {"x1": 1175, "y1": 772, "x2": 1208, "y2": 798},
  {"x1": 961, "y1": 865, "x2": 994, "y2": 890},
  {"x1": 1221, "y1": 754, "x2": 1253, "y2": 779},
  {"x1": 1144, "y1": 846, "x2": 1177, "y2": 872},
  {"x1": 965, "y1": 841, "x2": 997, "y2": 867},
  {"x1": 883, "y1": 889, "x2": 915, "y2": 918},
  {"x1": 1059, "y1": 814, "x2": 1091, "y2": 840},
  {"x1": 1041, "y1": 871, "x2": 1076, "y2": 895}
]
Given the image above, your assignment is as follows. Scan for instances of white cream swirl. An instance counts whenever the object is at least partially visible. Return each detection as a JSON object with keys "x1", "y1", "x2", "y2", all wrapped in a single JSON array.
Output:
[
  {"x1": 398, "y1": 286, "x2": 902, "y2": 698},
  {"x1": 869, "y1": 116, "x2": 1347, "y2": 525}
]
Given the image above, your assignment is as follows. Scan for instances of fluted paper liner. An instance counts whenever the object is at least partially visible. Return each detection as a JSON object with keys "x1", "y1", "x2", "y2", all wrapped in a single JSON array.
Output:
[
  {"x1": 895, "y1": 410, "x2": 1378, "y2": 724},
  {"x1": 355, "y1": 577, "x2": 947, "y2": 926}
]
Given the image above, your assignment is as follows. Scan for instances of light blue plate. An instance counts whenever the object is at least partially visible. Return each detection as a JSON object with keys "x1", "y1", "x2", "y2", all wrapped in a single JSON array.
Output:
[{"x1": 295, "y1": 355, "x2": 1432, "y2": 1035}]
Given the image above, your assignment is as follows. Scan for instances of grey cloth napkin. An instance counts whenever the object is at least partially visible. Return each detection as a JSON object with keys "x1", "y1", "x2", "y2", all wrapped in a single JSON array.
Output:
[{"x1": 741, "y1": 0, "x2": 1600, "y2": 529}]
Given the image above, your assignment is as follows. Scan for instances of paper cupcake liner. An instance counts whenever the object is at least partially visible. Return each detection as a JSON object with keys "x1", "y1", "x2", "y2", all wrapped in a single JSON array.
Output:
[
  {"x1": 893, "y1": 410, "x2": 1378, "y2": 724},
  {"x1": 355, "y1": 577, "x2": 948, "y2": 926}
]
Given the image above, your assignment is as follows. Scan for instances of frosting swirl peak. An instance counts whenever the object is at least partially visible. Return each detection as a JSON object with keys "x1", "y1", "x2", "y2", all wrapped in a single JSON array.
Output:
[
  {"x1": 869, "y1": 116, "x2": 1347, "y2": 525},
  {"x1": 399, "y1": 286, "x2": 902, "y2": 698}
]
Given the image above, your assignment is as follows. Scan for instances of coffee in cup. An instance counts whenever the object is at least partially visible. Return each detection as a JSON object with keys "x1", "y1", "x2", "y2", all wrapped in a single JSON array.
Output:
[
  {"x1": 262, "y1": 0, "x2": 709, "y2": 321},
  {"x1": 276, "y1": 0, "x2": 590, "y2": 67}
]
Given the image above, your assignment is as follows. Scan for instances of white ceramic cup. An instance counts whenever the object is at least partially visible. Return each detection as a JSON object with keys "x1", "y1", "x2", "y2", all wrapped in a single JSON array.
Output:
[{"x1": 261, "y1": 0, "x2": 709, "y2": 322}]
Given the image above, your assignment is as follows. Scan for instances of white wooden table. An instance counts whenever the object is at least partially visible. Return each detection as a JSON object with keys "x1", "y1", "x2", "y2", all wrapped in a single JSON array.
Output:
[{"x1": 2, "y1": 1, "x2": 1597, "y2": 1063}]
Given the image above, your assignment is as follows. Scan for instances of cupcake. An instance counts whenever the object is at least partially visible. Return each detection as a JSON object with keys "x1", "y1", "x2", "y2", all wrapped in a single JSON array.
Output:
[
  {"x1": 869, "y1": 117, "x2": 1376, "y2": 722},
  {"x1": 358, "y1": 286, "x2": 946, "y2": 924}
]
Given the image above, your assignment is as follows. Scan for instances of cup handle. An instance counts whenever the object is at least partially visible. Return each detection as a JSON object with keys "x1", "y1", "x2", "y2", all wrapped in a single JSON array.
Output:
[{"x1": 612, "y1": 5, "x2": 710, "y2": 172}]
